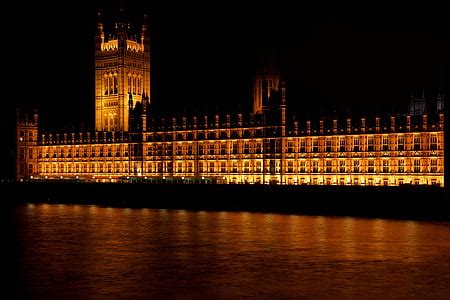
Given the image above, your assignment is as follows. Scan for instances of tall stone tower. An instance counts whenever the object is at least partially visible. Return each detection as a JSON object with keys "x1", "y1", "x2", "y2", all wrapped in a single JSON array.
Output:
[
  {"x1": 253, "y1": 52, "x2": 280, "y2": 114},
  {"x1": 95, "y1": 9, "x2": 150, "y2": 132},
  {"x1": 16, "y1": 110, "x2": 39, "y2": 181}
]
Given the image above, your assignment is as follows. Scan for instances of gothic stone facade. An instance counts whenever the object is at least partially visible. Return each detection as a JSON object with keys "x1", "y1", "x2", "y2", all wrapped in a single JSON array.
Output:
[{"x1": 16, "y1": 12, "x2": 445, "y2": 187}]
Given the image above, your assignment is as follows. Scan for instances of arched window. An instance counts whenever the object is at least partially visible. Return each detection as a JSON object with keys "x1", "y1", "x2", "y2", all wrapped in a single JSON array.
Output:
[
  {"x1": 109, "y1": 74, "x2": 113, "y2": 94},
  {"x1": 104, "y1": 76, "x2": 108, "y2": 95},
  {"x1": 137, "y1": 77, "x2": 141, "y2": 95},
  {"x1": 104, "y1": 114, "x2": 109, "y2": 131},
  {"x1": 128, "y1": 75, "x2": 131, "y2": 93},
  {"x1": 113, "y1": 76, "x2": 118, "y2": 94}
]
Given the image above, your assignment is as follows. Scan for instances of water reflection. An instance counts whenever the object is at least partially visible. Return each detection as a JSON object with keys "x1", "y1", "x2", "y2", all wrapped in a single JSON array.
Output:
[{"x1": 14, "y1": 204, "x2": 450, "y2": 298}]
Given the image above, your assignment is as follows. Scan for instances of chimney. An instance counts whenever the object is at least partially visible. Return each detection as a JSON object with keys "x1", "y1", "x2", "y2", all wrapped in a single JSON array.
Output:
[
  {"x1": 33, "y1": 110, "x2": 39, "y2": 123},
  {"x1": 422, "y1": 114, "x2": 427, "y2": 131},
  {"x1": 192, "y1": 116, "x2": 197, "y2": 130},
  {"x1": 375, "y1": 116, "x2": 380, "y2": 133},
  {"x1": 390, "y1": 115, "x2": 395, "y2": 132},
  {"x1": 172, "y1": 117, "x2": 177, "y2": 131},
  {"x1": 333, "y1": 118, "x2": 338, "y2": 134},
  {"x1": 250, "y1": 113, "x2": 255, "y2": 127},
  {"x1": 215, "y1": 114, "x2": 219, "y2": 128}
]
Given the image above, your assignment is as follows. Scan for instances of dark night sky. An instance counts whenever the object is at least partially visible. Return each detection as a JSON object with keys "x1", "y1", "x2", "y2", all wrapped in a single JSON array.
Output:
[{"x1": 2, "y1": 1, "x2": 450, "y2": 178}]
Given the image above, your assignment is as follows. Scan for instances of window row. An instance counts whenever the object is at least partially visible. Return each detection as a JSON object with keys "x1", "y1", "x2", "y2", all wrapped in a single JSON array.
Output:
[
  {"x1": 103, "y1": 73, "x2": 118, "y2": 95},
  {"x1": 128, "y1": 74, "x2": 143, "y2": 95},
  {"x1": 286, "y1": 135, "x2": 441, "y2": 153},
  {"x1": 39, "y1": 146, "x2": 129, "y2": 158},
  {"x1": 38, "y1": 159, "x2": 442, "y2": 174}
]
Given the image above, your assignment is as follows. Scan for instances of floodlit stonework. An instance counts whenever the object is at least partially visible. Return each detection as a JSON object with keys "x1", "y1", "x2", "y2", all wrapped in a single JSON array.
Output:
[{"x1": 16, "y1": 11, "x2": 445, "y2": 187}]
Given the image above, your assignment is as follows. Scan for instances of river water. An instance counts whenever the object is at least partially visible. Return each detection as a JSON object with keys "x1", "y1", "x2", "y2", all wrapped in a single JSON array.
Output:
[{"x1": 12, "y1": 204, "x2": 450, "y2": 298}]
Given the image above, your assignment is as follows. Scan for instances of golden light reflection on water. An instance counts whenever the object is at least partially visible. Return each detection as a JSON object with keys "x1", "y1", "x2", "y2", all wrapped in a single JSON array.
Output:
[
  {"x1": 342, "y1": 217, "x2": 356, "y2": 260},
  {"x1": 404, "y1": 221, "x2": 418, "y2": 261},
  {"x1": 89, "y1": 205, "x2": 97, "y2": 214},
  {"x1": 314, "y1": 216, "x2": 327, "y2": 251},
  {"x1": 15, "y1": 204, "x2": 450, "y2": 298}
]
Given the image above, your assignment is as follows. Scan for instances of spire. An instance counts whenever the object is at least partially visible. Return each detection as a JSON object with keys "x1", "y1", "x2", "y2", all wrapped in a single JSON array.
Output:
[
  {"x1": 116, "y1": 0, "x2": 129, "y2": 36},
  {"x1": 96, "y1": 11, "x2": 104, "y2": 47},
  {"x1": 33, "y1": 109, "x2": 39, "y2": 123},
  {"x1": 437, "y1": 88, "x2": 445, "y2": 112},
  {"x1": 141, "y1": 12, "x2": 151, "y2": 51},
  {"x1": 97, "y1": 11, "x2": 103, "y2": 32},
  {"x1": 143, "y1": 13, "x2": 148, "y2": 26},
  {"x1": 142, "y1": 13, "x2": 149, "y2": 33},
  {"x1": 142, "y1": 93, "x2": 147, "y2": 114},
  {"x1": 256, "y1": 48, "x2": 280, "y2": 77},
  {"x1": 128, "y1": 93, "x2": 133, "y2": 108},
  {"x1": 280, "y1": 81, "x2": 286, "y2": 104},
  {"x1": 97, "y1": 11, "x2": 102, "y2": 23},
  {"x1": 119, "y1": 0, "x2": 125, "y2": 14}
]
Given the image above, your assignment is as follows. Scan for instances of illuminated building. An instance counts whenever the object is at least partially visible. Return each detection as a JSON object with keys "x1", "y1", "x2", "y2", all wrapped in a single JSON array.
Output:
[{"x1": 16, "y1": 11, "x2": 445, "y2": 187}]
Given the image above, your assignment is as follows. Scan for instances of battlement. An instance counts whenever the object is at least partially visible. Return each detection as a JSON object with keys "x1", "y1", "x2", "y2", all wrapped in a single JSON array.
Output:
[
  {"x1": 101, "y1": 39, "x2": 118, "y2": 52},
  {"x1": 137, "y1": 111, "x2": 443, "y2": 134},
  {"x1": 33, "y1": 111, "x2": 444, "y2": 146},
  {"x1": 126, "y1": 40, "x2": 144, "y2": 52},
  {"x1": 95, "y1": 10, "x2": 150, "y2": 132},
  {"x1": 15, "y1": 6, "x2": 446, "y2": 187},
  {"x1": 100, "y1": 39, "x2": 145, "y2": 52},
  {"x1": 16, "y1": 109, "x2": 38, "y2": 126}
]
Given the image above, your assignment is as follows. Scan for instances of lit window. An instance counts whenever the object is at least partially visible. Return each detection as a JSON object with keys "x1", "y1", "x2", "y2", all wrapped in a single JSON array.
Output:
[
  {"x1": 398, "y1": 160, "x2": 404, "y2": 173},
  {"x1": 431, "y1": 159, "x2": 437, "y2": 173},
  {"x1": 353, "y1": 137, "x2": 360, "y2": 152},
  {"x1": 383, "y1": 160, "x2": 389, "y2": 173},
  {"x1": 340, "y1": 138, "x2": 346, "y2": 152},
  {"x1": 398, "y1": 135, "x2": 404, "y2": 151},
  {"x1": 368, "y1": 136, "x2": 374, "y2": 151},
  {"x1": 414, "y1": 136, "x2": 420, "y2": 151},
  {"x1": 382, "y1": 136, "x2": 389, "y2": 151},
  {"x1": 430, "y1": 135, "x2": 437, "y2": 150},
  {"x1": 414, "y1": 159, "x2": 421, "y2": 173}
]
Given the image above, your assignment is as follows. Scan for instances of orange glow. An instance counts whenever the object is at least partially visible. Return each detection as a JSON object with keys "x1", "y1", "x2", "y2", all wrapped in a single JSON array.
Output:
[{"x1": 15, "y1": 12, "x2": 445, "y2": 187}]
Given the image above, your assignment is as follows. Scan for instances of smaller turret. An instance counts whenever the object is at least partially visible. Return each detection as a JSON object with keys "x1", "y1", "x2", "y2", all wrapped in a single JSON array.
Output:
[
  {"x1": 16, "y1": 109, "x2": 39, "y2": 181},
  {"x1": 141, "y1": 93, "x2": 148, "y2": 132},
  {"x1": 95, "y1": 12, "x2": 104, "y2": 51}
]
